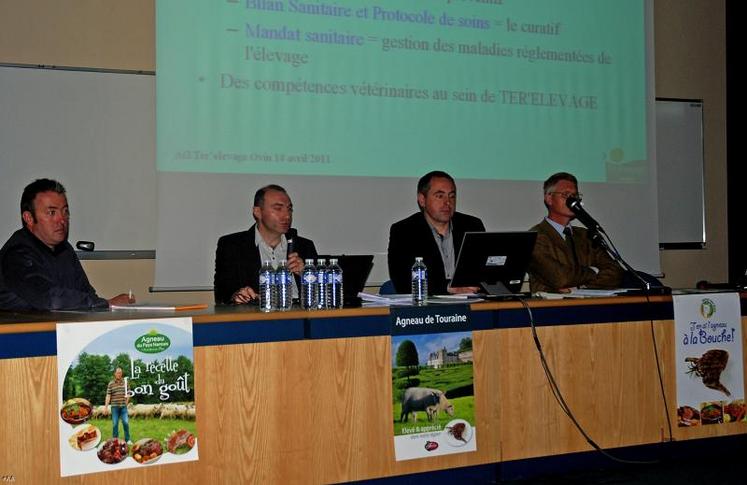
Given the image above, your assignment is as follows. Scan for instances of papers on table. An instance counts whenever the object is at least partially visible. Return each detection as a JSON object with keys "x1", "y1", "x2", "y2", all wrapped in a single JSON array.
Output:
[
  {"x1": 110, "y1": 302, "x2": 208, "y2": 311},
  {"x1": 568, "y1": 288, "x2": 627, "y2": 297},
  {"x1": 358, "y1": 293, "x2": 412, "y2": 307},
  {"x1": 536, "y1": 288, "x2": 636, "y2": 299},
  {"x1": 357, "y1": 293, "x2": 484, "y2": 307},
  {"x1": 429, "y1": 294, "x2": 484, "y2": 303},
  {"x1": 671, "y1": 288, "x2": 740, "y2": 295}
]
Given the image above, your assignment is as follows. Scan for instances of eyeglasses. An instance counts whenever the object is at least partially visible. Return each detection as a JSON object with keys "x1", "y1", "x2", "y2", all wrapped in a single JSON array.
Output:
[{"x1": 549, "y1": 192, "x2": 582, "y2": 200}]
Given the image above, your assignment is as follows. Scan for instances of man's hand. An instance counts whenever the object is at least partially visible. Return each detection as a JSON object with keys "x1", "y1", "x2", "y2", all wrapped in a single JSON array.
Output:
[
  {"x1": 447, "y1": 286, "x2": 481, "y2": 295},
  {"x1": 108, "y1": 293, "x2": 135, "y2": 305},
  {"x1": 287, "y1": 252, "x2": 304, "y2": 275},
  {"x1": 232, "y1": 286, "x2": 257, "y2": 304}
]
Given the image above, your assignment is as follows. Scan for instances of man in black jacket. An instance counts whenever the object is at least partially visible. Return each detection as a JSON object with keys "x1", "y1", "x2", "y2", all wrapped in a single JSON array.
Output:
[
  {"x1": 0, "y1": 178, "x2": 132, "y2": 311},
  {"x1": 214, "y1": 184, "x2": 317, "y2": 305},
  {"x1": 387, "y1": 171, "x2": 485, "y2": 294}
]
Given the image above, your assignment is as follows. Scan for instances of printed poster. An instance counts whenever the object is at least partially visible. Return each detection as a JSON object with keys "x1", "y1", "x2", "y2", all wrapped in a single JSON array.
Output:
[
  {"x1": 673, "y1": 293, "x2": 745, "y2": 427},
  {"x1": 390, "y1": 304, "x2": 477, "y2": 460},
  {"x1": 56, "y1": 317, "x2": 198, "y2": 477}
]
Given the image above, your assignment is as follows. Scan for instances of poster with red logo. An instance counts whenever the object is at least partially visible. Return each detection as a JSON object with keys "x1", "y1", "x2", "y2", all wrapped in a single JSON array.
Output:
[
  {"x1": 673, "y1": 293, "x2": 744, "y2": 427},
  {"x1": 56, "y1": 317, "x2": 198, "y2": 477}
]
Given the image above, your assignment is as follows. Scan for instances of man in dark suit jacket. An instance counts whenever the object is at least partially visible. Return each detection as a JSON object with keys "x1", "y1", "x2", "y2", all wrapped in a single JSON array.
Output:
[
  {"x1": 528, "y1": 172, "x2": 623, "y2": 293},
  {"x1": 387, "y1": 171, "x2": 485, "y2": 294},
  {"x1": 214, "y1": 185, "x2": 317, "y2": 305}
]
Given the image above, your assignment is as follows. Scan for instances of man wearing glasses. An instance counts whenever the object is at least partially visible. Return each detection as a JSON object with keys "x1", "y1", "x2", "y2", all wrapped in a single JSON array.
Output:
[
  {"x1": 527, "y1": 172, "x2": 623, "y2": 293},
  {"x1": 0, "y1": 178, "x2": 133, "y2": 310}
]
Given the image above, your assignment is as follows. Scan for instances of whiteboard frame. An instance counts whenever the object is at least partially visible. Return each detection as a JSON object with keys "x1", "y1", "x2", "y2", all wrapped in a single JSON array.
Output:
[{"x1": 656, "y1": 97, "x2": 706, "y2": 249}]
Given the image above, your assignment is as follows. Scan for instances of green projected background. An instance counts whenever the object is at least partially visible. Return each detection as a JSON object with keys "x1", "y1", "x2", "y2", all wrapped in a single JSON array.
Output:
[{"x1": 157, "y1": 0, "x2": 646, "y2": 182}]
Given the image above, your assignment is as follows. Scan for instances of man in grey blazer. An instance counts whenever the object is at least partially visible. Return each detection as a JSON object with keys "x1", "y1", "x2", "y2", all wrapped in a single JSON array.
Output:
[{"x1": 528, "y1": 172, "x2": 623, "y2": 293}]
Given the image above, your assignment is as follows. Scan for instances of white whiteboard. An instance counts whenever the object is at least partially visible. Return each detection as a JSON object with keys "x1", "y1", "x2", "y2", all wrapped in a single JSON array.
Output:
[
  {"x1": 0, "y1": 66, "x2": 156, "y2": 250},
  {"x1": 656, "y1": 98, "x2": 706, "y2": 247}
]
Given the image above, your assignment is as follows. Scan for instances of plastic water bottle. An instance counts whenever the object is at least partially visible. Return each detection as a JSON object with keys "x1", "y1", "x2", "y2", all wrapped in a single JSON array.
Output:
[
  {"x1": 411, "y1": 257, "x2": 428, "y2": 306},
  {"x1": 258, "y1": 260, "x2": 276, "y2": 312},
  {"x1": 300, "y1": 259, "x2": 317, "y2": 310},
  {"x1": 316, "y1": 258, "x2": 329, "y2": 309},
  {"x1": 275, "y1": 260, "x2": 293, "y2": 311},
  {"x1": 328, "y1": 258, "x2": 343, "y2": 309}
]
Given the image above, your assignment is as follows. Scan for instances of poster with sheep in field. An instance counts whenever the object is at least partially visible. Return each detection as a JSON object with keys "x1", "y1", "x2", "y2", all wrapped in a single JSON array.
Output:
[
  {"x1": 391, "y1": 305, "x2": 477, "y2": 460},
  {"x1": 56, "y1": 317, "x2": 198, "y2": 477}
]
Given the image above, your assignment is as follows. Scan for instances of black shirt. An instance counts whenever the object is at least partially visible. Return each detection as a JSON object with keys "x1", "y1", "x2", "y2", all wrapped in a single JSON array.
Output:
[{"x1": 0, "y1": 228, "x2": 108, "y2": 311}]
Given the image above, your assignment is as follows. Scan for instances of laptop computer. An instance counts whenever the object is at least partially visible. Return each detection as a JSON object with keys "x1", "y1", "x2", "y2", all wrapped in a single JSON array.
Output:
[
  {"x1": 450, "y1": 231, "x2": 537, "y2": 296},
  {"x1": 316, "y1": 255, "x2": 374, "y2": 305}
]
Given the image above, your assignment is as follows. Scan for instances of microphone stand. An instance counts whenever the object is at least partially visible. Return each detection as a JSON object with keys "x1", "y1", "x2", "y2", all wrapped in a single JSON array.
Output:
[
  {"x1": 568, "y1": 199, "x2": 670, "y2": 295},
  {"x1": 596, "y1": 226, "x2": 669, "y2": 295}
]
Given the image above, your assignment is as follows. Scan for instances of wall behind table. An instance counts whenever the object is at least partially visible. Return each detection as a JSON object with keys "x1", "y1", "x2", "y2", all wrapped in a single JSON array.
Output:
[
  {"x1": 0, "y1": 0, "x2": 164, "y2": 301},
  {"x1": 0, "y1": 0, "x2": 154, "y2": 71},
  {"x1": 654, "y1": 0, "x2": 727, "y2": 288},
  {"x1": 80, "y1": 260, "x2": 214, "y2": 305},
  {"x1": 0, "y1": 0, "x2": 729, "y2": 293}
]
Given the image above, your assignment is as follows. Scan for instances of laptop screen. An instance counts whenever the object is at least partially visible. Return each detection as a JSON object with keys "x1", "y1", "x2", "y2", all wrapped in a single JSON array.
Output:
[
  {"x1": 450, "y1": 232, "x2": 537, "y2": 295},
  {"x1": 316, "y1": 255, "x2": 374, "y2": 299}
]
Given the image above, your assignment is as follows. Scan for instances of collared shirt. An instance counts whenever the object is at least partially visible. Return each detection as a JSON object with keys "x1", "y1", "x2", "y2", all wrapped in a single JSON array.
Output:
[
  {"x1": 543, "y1": 217, "x2": 598, "y2": 275},
  {"x1": 254, "y1": 230, "x2": 298, "y2": 298},
  {"x1": 544, "y1": 217, "x2": 570, "y2": 239},
  {"x1": 428, "y1": 221, "x2": 455, "y2": 280}
]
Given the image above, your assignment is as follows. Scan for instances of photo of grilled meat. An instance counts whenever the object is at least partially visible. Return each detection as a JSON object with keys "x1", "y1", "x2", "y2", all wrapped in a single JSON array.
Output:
[{"x1": 685, "y1": 349, "x2": 731, "y2": 396}]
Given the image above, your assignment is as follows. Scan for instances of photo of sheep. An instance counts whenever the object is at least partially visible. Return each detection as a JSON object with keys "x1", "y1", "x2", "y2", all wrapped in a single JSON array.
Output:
[{"x1": 392, "y1": 331, "x2": 475, "y2": 437}]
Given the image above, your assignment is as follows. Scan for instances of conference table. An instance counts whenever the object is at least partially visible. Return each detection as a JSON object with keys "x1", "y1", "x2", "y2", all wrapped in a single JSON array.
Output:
[{"x1": 1, "y1": 294, "x2": 745, "y2": 483}]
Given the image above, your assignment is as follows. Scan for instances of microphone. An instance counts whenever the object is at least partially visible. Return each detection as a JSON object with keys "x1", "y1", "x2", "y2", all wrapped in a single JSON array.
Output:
[
  {"x1": 565, "y1": 197, "x2": 602, "y2": 233},
  {"x1": 76, "y1": 240, "x2": 95, "y2": 251},
  {"x1": 286, "y1": 228, "x2": 298, "y2": 256}
]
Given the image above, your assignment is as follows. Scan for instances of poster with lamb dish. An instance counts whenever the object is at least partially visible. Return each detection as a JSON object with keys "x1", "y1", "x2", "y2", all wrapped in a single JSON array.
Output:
[
  {"x1": 56, "y1": 317, "x2": 198, "y2": 477},
  {"x1": 390, "y1": 304, "x2": 477, "y2": 461},
  {"x1": 673, "y1": 293, "x2": 745, "y2": 427}
]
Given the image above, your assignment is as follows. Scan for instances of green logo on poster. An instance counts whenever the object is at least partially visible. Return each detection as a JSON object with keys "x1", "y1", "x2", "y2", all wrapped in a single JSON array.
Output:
[
  {"x1": 700, "y1": 298, "x2": 716, "y2": 319},
  {"x1": 134, "y1": 330, "x2": 171, "y2": 353}
]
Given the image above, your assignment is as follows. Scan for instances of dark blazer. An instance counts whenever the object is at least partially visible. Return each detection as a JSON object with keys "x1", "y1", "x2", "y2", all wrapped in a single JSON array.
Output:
[
  {"x1": 213, "y1": 225, "x2": 317, "y2": 305},
  {"x1": 527, "y1": 219, "x2": 624, "y2": 293},
  {"x1": 387, "y1": 211, "x2": 486, "y2": 294}
]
